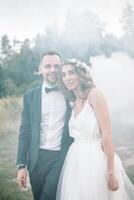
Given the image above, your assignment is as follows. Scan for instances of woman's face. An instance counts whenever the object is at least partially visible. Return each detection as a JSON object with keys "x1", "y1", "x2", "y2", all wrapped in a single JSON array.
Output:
[{"x1": 61, "y1": 64, "x2": 80, "y2": 90}]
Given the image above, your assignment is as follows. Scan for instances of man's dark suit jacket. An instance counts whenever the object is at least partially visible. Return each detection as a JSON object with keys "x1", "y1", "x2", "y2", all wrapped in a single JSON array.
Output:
[{"x1": 16, "y1": 85, "x2": 73, "y2": 172}]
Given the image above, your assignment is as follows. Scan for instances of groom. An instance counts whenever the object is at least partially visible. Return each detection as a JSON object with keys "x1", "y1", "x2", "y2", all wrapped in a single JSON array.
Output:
[{"x1": 16, "y1": 51, "x2": 73, "y2": 200}]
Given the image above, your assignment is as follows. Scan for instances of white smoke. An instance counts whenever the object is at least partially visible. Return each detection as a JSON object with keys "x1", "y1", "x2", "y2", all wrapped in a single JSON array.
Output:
[{"x1": 90, "y1": 52, "x2": 134, "y2": 125}]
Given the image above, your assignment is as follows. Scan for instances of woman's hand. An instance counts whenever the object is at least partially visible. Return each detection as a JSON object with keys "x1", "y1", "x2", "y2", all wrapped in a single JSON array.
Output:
[{"x1": 108, "y1": 174, "x2": 119, "y2": 191}]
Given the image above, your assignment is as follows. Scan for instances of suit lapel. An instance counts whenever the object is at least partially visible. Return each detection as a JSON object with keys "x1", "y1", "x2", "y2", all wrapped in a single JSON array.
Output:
[
  {"x1": 31, "y1": 85, "x2": 42, "y2": 132},
  {"x1": 60, "y1": 100, "x2": 72, "y2": 149}
]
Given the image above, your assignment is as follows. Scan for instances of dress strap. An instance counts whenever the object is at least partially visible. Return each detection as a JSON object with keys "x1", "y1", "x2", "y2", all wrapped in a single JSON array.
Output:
[{"x1": 86, "y1": 92, "x2": 92, "y2": 106}]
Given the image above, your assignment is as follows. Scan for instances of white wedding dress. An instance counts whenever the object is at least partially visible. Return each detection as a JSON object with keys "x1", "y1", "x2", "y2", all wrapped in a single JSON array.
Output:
[{"x1": 56, "y1": 102, "x2": 134, "y2": 200}]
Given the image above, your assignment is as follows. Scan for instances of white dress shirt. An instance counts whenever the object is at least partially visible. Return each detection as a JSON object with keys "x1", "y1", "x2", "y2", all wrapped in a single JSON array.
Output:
[{"x1": 39, "y1": 82, "x2": 67, "y2": 150}]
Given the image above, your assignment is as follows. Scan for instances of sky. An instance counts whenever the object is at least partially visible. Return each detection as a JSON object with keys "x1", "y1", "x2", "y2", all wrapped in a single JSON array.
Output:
[{"x1": 0, "y1": 0, "x2": 134, "y2": 40}]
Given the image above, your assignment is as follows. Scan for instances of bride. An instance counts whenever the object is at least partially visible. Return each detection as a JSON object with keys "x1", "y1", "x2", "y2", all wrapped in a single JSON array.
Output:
[{"x1": 56, "y1": 59, "x2": 134, "y2": 200}]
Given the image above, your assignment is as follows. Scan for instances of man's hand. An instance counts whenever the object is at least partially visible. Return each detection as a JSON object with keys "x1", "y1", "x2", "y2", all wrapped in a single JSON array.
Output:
[{"x1": 17, "y1": 168, "x2": 27, "y2": 188}]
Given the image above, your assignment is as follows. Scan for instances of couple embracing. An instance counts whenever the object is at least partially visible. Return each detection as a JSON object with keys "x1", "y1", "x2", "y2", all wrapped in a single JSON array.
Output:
[{"x1": 17, "y1": 51, "x2": 134, "y2": 200}]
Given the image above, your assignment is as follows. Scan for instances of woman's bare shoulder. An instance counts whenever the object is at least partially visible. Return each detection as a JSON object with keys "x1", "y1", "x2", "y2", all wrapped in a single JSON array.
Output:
[{"x1": 88, "y1": 88, "x2": 105, "y2": 105}]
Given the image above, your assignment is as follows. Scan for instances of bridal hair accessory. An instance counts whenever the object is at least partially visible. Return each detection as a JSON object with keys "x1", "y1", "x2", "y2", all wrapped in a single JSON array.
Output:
[{"x1": 63, "y1": 58, "x2": 90, "y2": 72}]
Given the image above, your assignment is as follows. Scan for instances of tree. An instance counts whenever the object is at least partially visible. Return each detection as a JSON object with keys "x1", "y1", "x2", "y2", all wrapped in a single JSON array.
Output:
[
  {"x1": 121, "y1": 3, "x2": 134, "y2": 36},
  {"x1": 0, "y1": 65, "x2": 6, "y2": 97},
  {"x1": 62, "y1": 10, "x2": 104, "y2": 62},
  {"x1": 101, "y1": 34, "x2": 119, "y2": 57},
  {"x1": 120, "y1": 3, "x2": 134, "y2": 57},
  {"x1": 6, "y1": 39, "x2": 37, "y2": 86},
  {"x1": 0, "y1": 35, "x2": 12, "y2": 60}
]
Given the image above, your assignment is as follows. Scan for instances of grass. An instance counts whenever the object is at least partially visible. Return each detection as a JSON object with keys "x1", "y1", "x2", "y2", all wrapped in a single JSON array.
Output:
[
  {"x1": 0, "y1": 97, "x2": 22, "y2": 135},
  {"x1": 0, "y1": 97, "x2": 33, "y2": 200}
]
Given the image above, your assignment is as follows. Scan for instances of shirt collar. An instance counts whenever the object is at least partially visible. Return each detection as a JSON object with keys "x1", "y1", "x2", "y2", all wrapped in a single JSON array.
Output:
[
  {"x1": 42, "y1": 80, "x2": 57, "y2": 96},
  {"x1": 42, "y1": 80, "x2": 57, "y2": 89}
]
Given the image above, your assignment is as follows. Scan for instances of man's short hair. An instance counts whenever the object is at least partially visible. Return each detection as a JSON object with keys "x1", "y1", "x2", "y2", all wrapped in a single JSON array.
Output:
[{"x1": 41, "y1": 51, "x2": 61, "y2": 61}]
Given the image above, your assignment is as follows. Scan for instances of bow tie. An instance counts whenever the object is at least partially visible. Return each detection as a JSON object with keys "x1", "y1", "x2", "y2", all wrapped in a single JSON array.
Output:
[{"x1": 45, "y1": 86, "x2": 58, "y2": 93}]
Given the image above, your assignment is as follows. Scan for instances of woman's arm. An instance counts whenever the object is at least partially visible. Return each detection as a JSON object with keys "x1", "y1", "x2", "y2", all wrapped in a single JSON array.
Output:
[{"x1": 89, "y1": 88, "x2": 119, "y2": 191}]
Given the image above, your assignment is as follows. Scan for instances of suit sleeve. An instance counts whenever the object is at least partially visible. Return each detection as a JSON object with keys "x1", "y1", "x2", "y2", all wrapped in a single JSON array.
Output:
[{"x1": 16, "y1": 93, "x2": 30, "y2": 166}]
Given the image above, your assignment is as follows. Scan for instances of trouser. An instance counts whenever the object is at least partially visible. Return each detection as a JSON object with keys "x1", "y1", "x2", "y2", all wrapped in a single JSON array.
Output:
[{"x1": 29, "y1": 149, "x2": 63, "y2": 200}]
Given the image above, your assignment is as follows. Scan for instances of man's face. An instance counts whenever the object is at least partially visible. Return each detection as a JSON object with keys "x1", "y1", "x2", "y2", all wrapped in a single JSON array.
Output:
[{"x1": 39, "y1": 55, "x2": 61, "y2": 84}]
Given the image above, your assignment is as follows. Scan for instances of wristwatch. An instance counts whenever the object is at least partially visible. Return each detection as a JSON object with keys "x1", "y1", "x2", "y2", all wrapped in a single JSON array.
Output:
[{"x1": 17, "y1": 164, "x2": 26, "y2": 171}]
